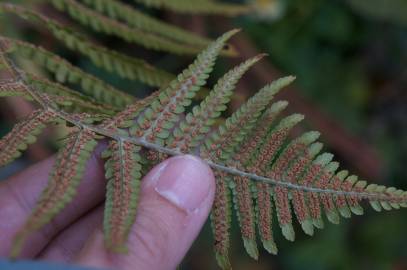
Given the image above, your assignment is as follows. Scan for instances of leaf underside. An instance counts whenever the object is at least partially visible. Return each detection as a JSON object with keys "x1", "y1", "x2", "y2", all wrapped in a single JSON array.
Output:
[{"x1": 0, "y1": 1, "x2": 406, "y2": 270}]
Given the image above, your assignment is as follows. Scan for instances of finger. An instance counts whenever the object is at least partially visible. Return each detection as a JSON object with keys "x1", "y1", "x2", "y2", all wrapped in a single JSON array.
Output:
[
  {"x1": 38, "y1": 206, "x2": 104, "y2": 263},
  {"x1": 0, "y1": 143, "x2": 107, "y2": 258},
  {"x1": 76, "y1": 155, "x2": 215, "y2": 270}
]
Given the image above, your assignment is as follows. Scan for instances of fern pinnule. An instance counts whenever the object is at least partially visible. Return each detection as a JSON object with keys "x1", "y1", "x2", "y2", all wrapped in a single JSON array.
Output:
[
  {"x1": 301, "y1": 153, "x2": 334, "y2": 229},
  {"x1": 255, "y1": 181, "x2": 277, "y2": 254},
  {"x1": 254, "y1": 114, "x2": 304, "y2": 173},
  {"x1": 317, "y1": 162, "x2": 342, "y2": 224},
  {"x1": 168, "y1": 54, "x2": 266, "y2": 151},
  {"x1": 270, "y1": 131, "x2": 320, "y2": 241},
  {"x1": 231, "y1": 174, "x2": 259, "y2": 259},
  {"x1": 312, "y1": 161, "x2": 340, "y2": 225},
  {"x1": 103, "y1": 141, "x2": 142, "y2": 252},
  {"x1": 289, "y1": 142, "x2": 323, "y2": 236},
  {"x1": 0, "y1": 109, "x2": 57, "y2": 167},
  {"x1": 11, "y1": 129, "x2": 98, "y2": 258},
  {"x1": 236, "y1": 100, "x2": 289, "y2": 165},
  {"x1": 342, "y1": 175, "x2": 363, "y2": 214},
  {"x1": 331, "y1": 170, "x2": 352, "y2": 217},
  {"x1": 211, "y1": 171, "x2": 233, "y2": 270}
]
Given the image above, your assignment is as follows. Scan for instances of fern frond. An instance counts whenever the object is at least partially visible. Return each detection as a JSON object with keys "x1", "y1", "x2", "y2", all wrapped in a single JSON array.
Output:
[
  {"x1": 0, "y1": 109, "x2": 57, "y2": 167},
  {"x1": 236, "y1": 101, "x2": 289, "y2": 254},
  {"x1": 0, "y1": 4, "x2": 174, "y2": 87},
  {"x1": 0, "y1": 76, "x2": 116, "y2": 114},
  {"x1": 167, "y1": 54, "x2": 265, "y2": 151},
  {"x1": 11, "y1": 129, "x2": 98, "y2": 257},
  {"x1": 134, "y1": 0, "x2": 251, "y2": 16},
  {"x1": 270, "y1": 131, "x2": 320, "y2": 241},
  {"x1": 130, "y1": 29, "x2": 239, "y2": 145},
  {"x1": 26, "y1": 74, "x2": 118, "y2": 114},
  {"x1": 3, "y1": 28, "x2": 407, "y2": 270},
  {"x1": 309, "y1": 160, "x2": 340, "y2": 228},
  {"x1": 79, "y1": 0, "x2": 214, "y2": 48},
  {"x1": 103, "y1": 140, "x2": 142, "y2": 252},
  {"x1": 211, "y1": 171, "x2": 233, "y2": 270},
  {"x1": 1, "y1": 36, "x2": 134, "y2": 109},
  {"x1": 204, "y1": 76, "x2": 296, "y2": 162},
  {"x1": 204, "y1": 76, "x2": 295, "y2": 267},
  {"x1": 289, "y1": 142, "x2": 323, "y2": 236},
  {"x1": 331, "y1": 170, "x2": 352, "y2": 217},
  {"x1": 49, "y1": 0, "x2": 215, "y2": 55}
]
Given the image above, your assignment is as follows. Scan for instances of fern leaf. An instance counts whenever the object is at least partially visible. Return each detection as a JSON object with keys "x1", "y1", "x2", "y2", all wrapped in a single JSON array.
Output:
[
  {"x1": 204, "y1": 76, "x2": 295, "y2": 267},
  {"x1": 134, "y1": 0, "x2": 250, "y2": 16},
  {"x1": 311, "y1": 161, "x2": 340, "y2": 226},
  {"x1": 204, "y1": 76, "x2": 296, "y2": 162},
  {"x1": 103, "y1": 140, "x2": 142, "y2": 252},
  {"x1": 3, "y1": 27, "x2": 407, "y2": 270},
  {"x1": 270, "y1": 131, "x2": 320, "y2": 241},
  {"x1": 26, "y1": 74, "x2": 118, "y2": 114},
  {"x1": 237, "y1": 101, "x2": 289, "y2": 254},
  {"x1": 168, "y1": 54, "x2": 265, "y2": 151},
  {"x1": 0, "y1": 4, "x2": 174, "y2": 87},
  {"x1": 211, "y1": 171, "x2": 233, "y2": 270},
  {"x1": 231, "y1": 175, "x2": 259, "y2": 259},
  {"x1": 331, "y1": 170, "x2": 352, "y2": 217},
  {"x1": 79, "y1": 0, "x2": 214, "y2": 48},
  {"x1": 216, "y1": 102, "x2": 288, "y2": 258},
  {"x1": 289, "y1": 142, "x2": 323, "y2": 236},
  {"x1": 229, "y1": 102, "x2": 290, "y2": 253},
  {"x1": 130, "y1": 29, "x2": 239, "y2": 145},
  {"x1": 11, "y1": 129, "x2": 98, "y2": 257},
  {"x1": 50, "y1": 0, "x2": 218, "y2": 55},
  {"x1": 303, "y1": 153, "x2": 334, "y2": 229},
  {"x1": 342, "y1": 175, "x2": 364, "y2": 214},
  {"x1": 0, "y1": 109, "x2": 57, "y2": 167},
  {"x1": 317, "y1": 162, "x2": 342, "y2": 224},
  {"x1": 2, "y1": 36, "x2": 134, "y2": 109},
  {"x1": 0, "y1": 76, "x2": 116, "y2": 114},
  {"x1": 237, "y1": 100, "x2": 289, "y2": 166}
]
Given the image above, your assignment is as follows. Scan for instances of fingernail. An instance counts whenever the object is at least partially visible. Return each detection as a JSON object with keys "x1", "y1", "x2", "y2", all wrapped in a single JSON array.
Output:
[{"x1": 154, "y1": 155, "x2": 213, "y2": 213}]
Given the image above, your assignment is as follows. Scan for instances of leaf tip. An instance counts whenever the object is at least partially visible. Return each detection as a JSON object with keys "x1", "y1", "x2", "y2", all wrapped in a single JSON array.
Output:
[{"x1": 243, "y1": 237, "x2": 259, "y2": 260}]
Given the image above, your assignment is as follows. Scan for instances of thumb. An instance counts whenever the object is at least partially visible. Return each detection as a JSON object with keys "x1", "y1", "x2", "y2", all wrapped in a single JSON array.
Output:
[{"x1": 76, "y1": 155, "x2": 216, "y2": 270}]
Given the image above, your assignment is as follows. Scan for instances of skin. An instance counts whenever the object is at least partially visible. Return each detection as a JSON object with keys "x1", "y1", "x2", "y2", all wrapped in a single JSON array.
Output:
[{"x1": 0, "y1": 145, "x2": 216, "y2": 270}]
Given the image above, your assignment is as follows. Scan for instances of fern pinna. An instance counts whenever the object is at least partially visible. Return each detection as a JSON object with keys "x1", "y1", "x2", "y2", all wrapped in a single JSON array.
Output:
[{"x1": 0, "y1": 1, "x2": 407, "y2": 269}]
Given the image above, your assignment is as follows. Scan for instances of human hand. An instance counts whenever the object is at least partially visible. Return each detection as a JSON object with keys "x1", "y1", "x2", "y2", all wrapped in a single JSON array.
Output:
[{"x1": 0, "y1": 144, "x2": 215, "y2": 270}]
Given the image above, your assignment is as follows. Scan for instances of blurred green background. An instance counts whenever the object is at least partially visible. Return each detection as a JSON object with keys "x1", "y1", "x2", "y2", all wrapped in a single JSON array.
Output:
[{"x1": 0, "y1": 0, "x2": 406, "y2": 269}]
